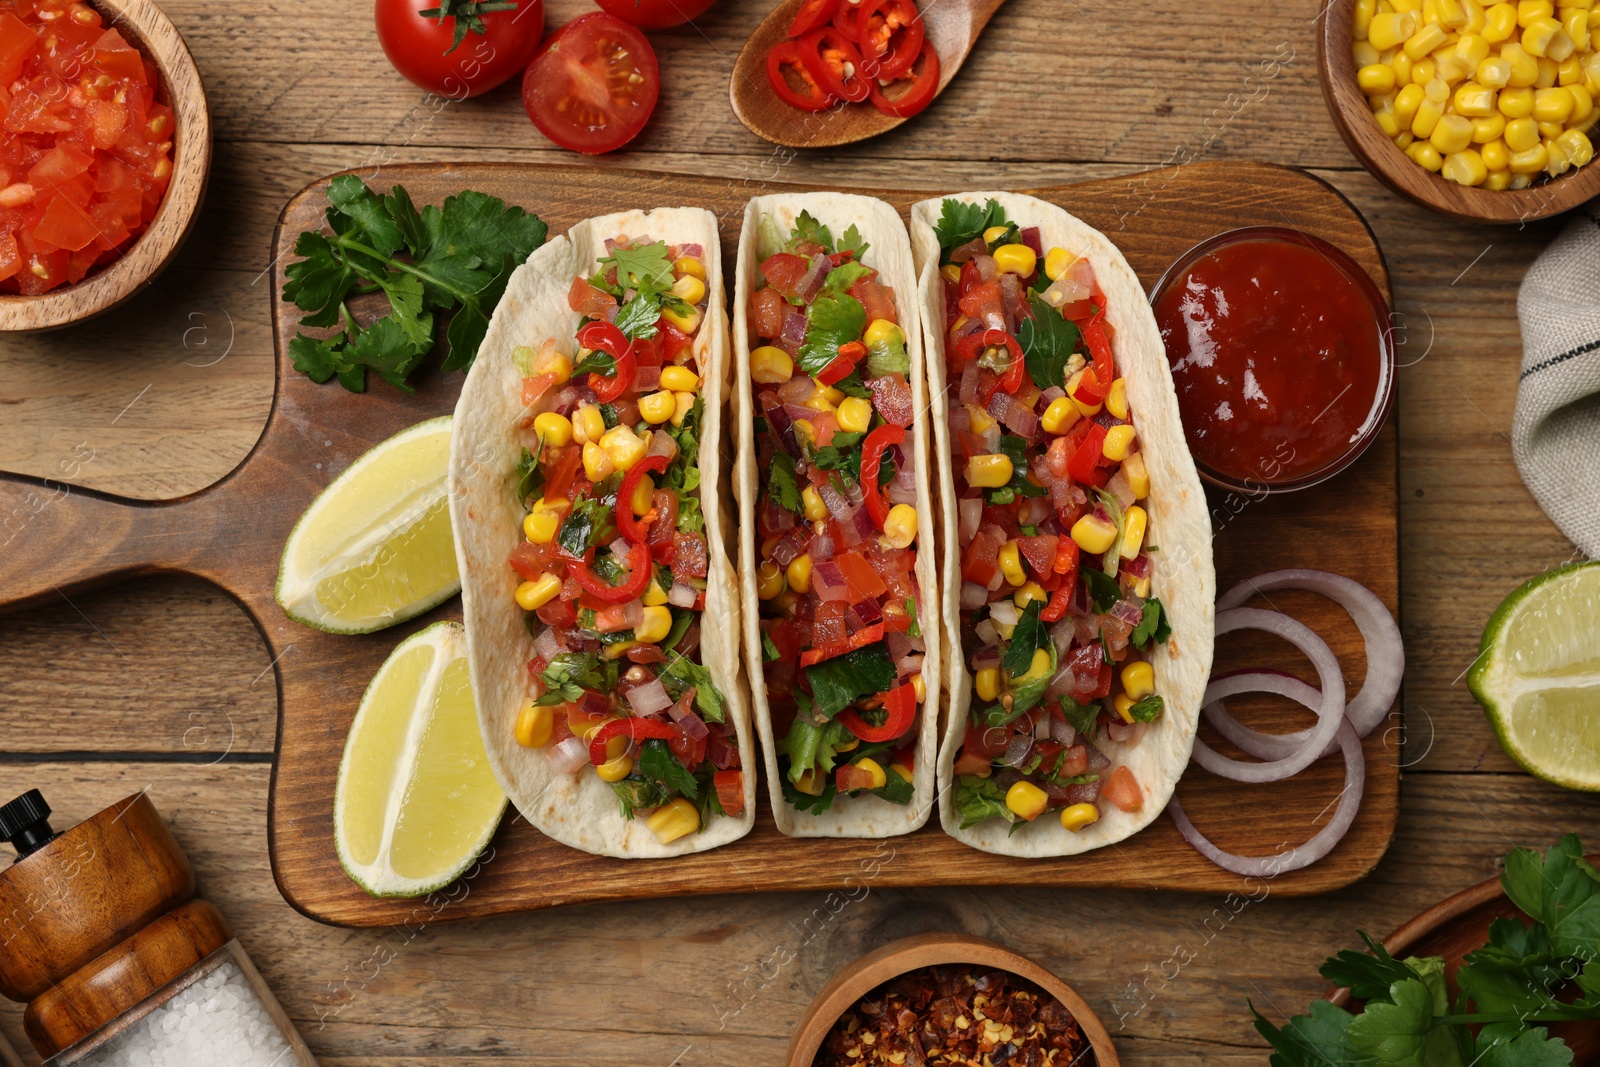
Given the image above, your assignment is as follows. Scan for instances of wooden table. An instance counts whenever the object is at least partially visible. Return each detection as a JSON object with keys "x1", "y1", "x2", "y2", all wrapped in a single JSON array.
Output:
[{"x1": 0, "y1": 0, "x2": 1593, "y2": 1062}]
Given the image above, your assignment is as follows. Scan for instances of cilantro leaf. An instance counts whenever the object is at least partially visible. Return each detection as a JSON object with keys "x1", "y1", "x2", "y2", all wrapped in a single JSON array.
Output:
[
  {"x1": 614, "y1": 290, "x2": 663, "y2": 340},
  {"x1": 778, "y1": 712, "x2": 852, "y2": 782},
  {"x1": 933, "y1": 197, "x2": 1008, "y2": 259},
  {"x1": 515, "y1": 440, "x2": 544, "y2": 506},
  {"x1": 1019, "y1": 292, "x2": 1081, "y2": 391},
  {"x1": 797, "y1": 291, "x2": 867, "y2": 378},
  {"x1": 1127, "y1": 694, "x2": 1164, "y2": 722},
  {"x1": 986, "y1": 434, "x2": 1046, "y2": 505},
  {"x1": 611, "y1": 776, "x2": 671, "y2": 820},
  {"x1": 872, "y1": 763, "x2": 913, "y2": 805},
  {"x1": 1320, "y1": 933, "x2": 1423, "y2": 1003},
  {"x1": 1132, "y1": 598, "x2": 1171, "y2": 649},
  {"x1": 1344, "y1": 978, "x2": 1440, "y2": 1066},
  {"x1": 781, "y1": 774, "x2": 837, "y2": 815},
  {"x1": 557, "y1": 492, "x2": 616, "y2": 558},
  {"x1": 659, "y1": 652, "x2": 725, "y2": 724},
  {"x1": 788, "y1": 210, "x2": 834, "y2": 253},
  {"x1": 326, "y1": 173, "x2": 405, "y2": 258},
  {"x1": 836, "y1": 223, "x2": 870, "y2": 260},
  {"x1": 1251, "y1": 1000, "x2": 1362, "y2": 1067},
  {"x1": 906, "y1": 596, "x2": 922, "y2": 639},
  {"x1": 805, "y1": 643, "x2": 896, "y2": 719},
  {"x1": 762, "y1": 630, "x2": 781, "y2": 662},
  {"x1": 535, "y1": 653, "x2": 612, "y2": 706},
  {"x1": 637, "y1": 739, "x2": 699, "y2": 800},
  {"x1": 768, "y1": 451, "x2": 803, "y2": 515},
  {"x1": 1002, "y1": 600, "x2": 1046, "y2": 678},
  {"x1": 822, "y1": 260, "x2": 873, "y2": 295},
  {"x1": 1476, "y1": 1027, "x2": 1574, "y2": 1067},
  {"x1": 595, "y1": 240, "x2": 675, "y2": 294},
  {"x1": 953, "y1": 775, "x2": 1017, "y2": 829},
  {"x1": 1058, "y1": 697, "x2": 1100, "y2": 740},
  {"x1": 1083, "y1": 566, "x2": 1121, "y2": 612}
]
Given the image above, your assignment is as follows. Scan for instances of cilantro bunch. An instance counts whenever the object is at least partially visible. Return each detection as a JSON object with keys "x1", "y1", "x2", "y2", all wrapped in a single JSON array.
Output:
[
  {"x1": 1256, "y1": 834, "x2": 1600, "y2": 1066},
  {"x1": 283, "y1": 175, "x2": 547, "y2": 393}
]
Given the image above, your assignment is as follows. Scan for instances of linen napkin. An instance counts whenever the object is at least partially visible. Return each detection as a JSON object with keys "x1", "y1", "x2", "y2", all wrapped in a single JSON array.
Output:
[{"x1": 1513, "y1": 209, "x2": 1600, "y2": 559}]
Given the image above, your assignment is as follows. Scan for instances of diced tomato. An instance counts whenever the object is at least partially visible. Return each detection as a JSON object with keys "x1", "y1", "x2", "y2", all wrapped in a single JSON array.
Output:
[
  {"x1": 761, "y1": 252, "x2": 812, "y2": 298},
  {"x1": 671, "y1": 532, "x2": 708, "y2": 580},
  {"x1": 1066, "y1": 643, "x2": 1105, "y2": 702},
  {"x1": 751, "y1": 285, "x2": 789, "y2": 340},
  {"x1": 568, "y1": 702, "x2": 612, "y2": 740},
  {"x1": 667, "y1": 724, "x2": 707, "y2": 768},
  {"x1": 0, "y1": 12, "x2": 35, "y2": 85},
  {"x1": 962, "y1": 527, "x2": 1004, "y2": 587},
  {"x1": 714, "y1": 769, "x2": 745, "y2": 816},
  {"x1": 657, "y1": 320, "x2": 694, "y2": 365},
  {"x1": 509, "y1": 541, "x2": 556, "y2": 581},
  {"x1": 813, "y1": 599, "x2": 848, "y2": 648},
  {"x1": 835, "y1": 763, "x2": 877, "y2": 791},
  {"x1": 952, "y1": 749, "x2": 993, "y2": 776},
  {"x1": 963, "y1": 718, "x2": 1009, "y2": 758},
  {"x1": 834, "y1": 551, "x2": 888, "y2": 601},
  {"x1": 592, "y1": 602, "x2": 638, "y2": 633},
  {"x1": 1102, "y1": 765, "x2": 1143, "y2": 812},
  {"x1": 1059, "y1": 744, "x2": 1090, "y2": 777},
  {"x1": 865, "y1": 373, "x2": 913, "y2": 428},
  {"x1": 958, "y1": 279, "x2": 1003, "y2": 325},
  {"x1": 541, "y1": 446, "x2": 582, "y2": 503},
  {"x1": 0, "y1": 232, "x2": 18, "y2": 282},
  {"x1": 1019, "y1": 535, "x2": 1059, "y2": 581},
  {"x1": 849, "y1": 278, "x2": 898, "y2": 325}
]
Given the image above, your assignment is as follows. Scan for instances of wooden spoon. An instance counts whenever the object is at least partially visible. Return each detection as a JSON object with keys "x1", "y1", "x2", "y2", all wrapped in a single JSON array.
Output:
[{"x1": 730, "y1": 0, "x2": 1008, "y2": 149}]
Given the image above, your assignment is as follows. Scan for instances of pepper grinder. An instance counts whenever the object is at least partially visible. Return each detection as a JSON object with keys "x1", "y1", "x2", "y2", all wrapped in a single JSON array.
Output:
[{"x1": 0, "y1": 790, "x2": 320, "y2": 1065}]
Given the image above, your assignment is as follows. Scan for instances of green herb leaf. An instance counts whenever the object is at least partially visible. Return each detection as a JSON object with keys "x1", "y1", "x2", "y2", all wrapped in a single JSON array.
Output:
[
  {"x1": 953, "y1": 775, "x2": 1017, "y2": 829},
  {"x1": 768, "y1": 451, "x2": 804, "y2": 515},
  {"x1": 1344, "y1": 977, "x2": 1440, "y2": 1067},
  {"x1": 557, "y1": 493, "x2": 616, "y2": 558},
  {"x1": 778, "y1": 712, "x2": 853, "y2": 783},
  {"x1": 611, "y1": 775, "x2": 671, "y2": 820},
  {"x1": 659, "y1": 652, "x2": 724, "y2": 724},
  {"x1": 788, "y1": 210, "x2": 834, "y2": 253},
  {"x1": 781, "y1": 774, "x2": 837, "y2": 815},
  {"x1": 836, "y1": 223, "x2": 870, "y2": 260},
  {"x1": 1127, "y1": 694, "x2": 1164, "y2": 722},
  {"x1": 614, "y1": 290, "x2": 663, "y2": 341},
  {"x1": 1002, "y1": 600, "x2": 1046, "y2": 678},
  {"x1": 805, "y1": 643, "x2": 897, "y2": 719},
  {"x1": 1132, "y1": 598, "x2": 1171, "y2": 649},
  {"x1": 1084, "y1": 567, "x2": 1121, "y2": 613},
  {"x1": 872, "y1": 763, "x2": 913, "y2": 805},
  {"x1": 797, "y1": 291, "x2": 867, "y2": 378},
  {"x1": 571, "y1": 350, "x2": 617, "y2": 379},
  {"x1": 1058, "y1": 697, "x2": 1100, "y2": 741},
  {"x1": 1251, "y1": 1000, "x2": 1362, "y2": 1067},
  {"x1": 515, "y1": 439, "x2": 545, "y2": 507},
  {"x1": 762, "y1": 630, "x2": 782, "y2": 662},
  {"x1": 1320, "y1": 933, "x2": 1423, "y2": 1003},
  {"x1": 906, "y1": 597, "x2": 922, "y2": 639},
  {"x1": 1019, "y1": 292, "x2": 1081, "y2": 391},
  {"x1": 637, "y1": 738, "x2": 699, "y2": 800},
  {"x1": 596, "y1": 241, "x2": 675, "y2": 294},
  {"x1": 933, "y1": 197, "x2": 1008, "y2": 259},
  {"x1": 1476, "y1": 1027, "x2": 1574, "y2": 1067}
]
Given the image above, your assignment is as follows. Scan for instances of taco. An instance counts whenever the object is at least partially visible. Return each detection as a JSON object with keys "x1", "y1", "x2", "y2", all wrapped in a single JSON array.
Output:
[
  {"x1": 449, "y1": 207, "x2": 756, "y2": 858},
  {"x1": 732, "y1": 193, "x2": 941, "y2": 837},
  {"x1": 909, "y1": 192, "x2": 1214, "y2": 856}
]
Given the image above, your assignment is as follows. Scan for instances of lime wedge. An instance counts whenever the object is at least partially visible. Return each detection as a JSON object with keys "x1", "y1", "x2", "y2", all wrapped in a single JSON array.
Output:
[
  {"x1": 1469, "y1": 561, "x2": 1600, "y2": 791},
  {"x1": 335, "y1": 621, "x2": 506, "y2": 897},
  {"x1": 276, "y1": 416, "x2": 459, "y2": 635}
]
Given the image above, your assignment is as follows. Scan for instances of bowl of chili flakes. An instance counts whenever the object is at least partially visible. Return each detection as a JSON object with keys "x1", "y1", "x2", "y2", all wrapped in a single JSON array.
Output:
[
  {"x1": 0, "y1": 0, "x2": 210, "y2": 331},
  {"x1": 790, "y1": 933, "x2": 1120, "y2": 1067}
]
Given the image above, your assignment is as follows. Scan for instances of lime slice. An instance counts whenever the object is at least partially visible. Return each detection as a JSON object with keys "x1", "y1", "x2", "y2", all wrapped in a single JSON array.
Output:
[
  {"x1": 335, "y1": 621, "x2": 506, "y2": 897},
  {"x1": 276, "y1": 415, "x2": 459, "y2": 635},
  {"x1": 1469, "y1": 561, "x2": 1600, "y2": 791}
]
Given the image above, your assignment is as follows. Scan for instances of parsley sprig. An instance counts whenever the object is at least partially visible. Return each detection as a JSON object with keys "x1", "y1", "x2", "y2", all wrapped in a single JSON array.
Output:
[{"x1": 283, "y1": 176, "x2": 547, "y2": 393}]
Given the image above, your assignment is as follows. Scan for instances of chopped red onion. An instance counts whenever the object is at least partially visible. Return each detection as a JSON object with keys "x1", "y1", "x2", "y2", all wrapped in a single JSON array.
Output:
[
  {"x1": 778, "y1": 375, "x2": 816, "y2": 405},
  {"x1": 974, "y1": 617, "x2": 999, "y2": 646},
  {"x1": 1064, "y1": 780, "x2": 1101, "y2": 805},
  {"x1": 545, "y1": 735, "x2": 590, "y2": 774},
  {"x1": 1085, "y1": 744, "x2": 1111, "y2": 772},
  {"x1": 780, "y1": 308, "x2": 808, "y2": 351},
  {"x1": 668, "y1": 581, "x2": 698, "y2": 608},
  {"x1": 812, "y1": 560, "x2": 849, "y2": 601},
  {"x1": 761, "y1": 497, "x2": 797, "y2": 534},
  {"x1": 820, "y1": 483, "x2": 854, "y2": 521},
  {"x1": 533, "y1": 627, "x2": 561, "y2": 664},
  {"x1": 810, "y1": 530, "x2": 836, "y2": 561},
  {"x1": 959, "y1": 498, "x2": 983, "y2": 543},
  {"x1": 973, "y1": 254, "x2": 998, "y2": 282},
  {"x1": 678, "y1": 242, "x2": 703, "y2": 258},
  {"x1": 1105, "y1": 719, "x2": 1136, "y2": 744},
  {"x1": 962, "y1": 582, "x2": 991, "y2": 612},
  {"x1": 627, "y1": 679, "x2": 671, "y2": 716},
  {"x1": 1123, "y1": 552, "x2": 1152, "y2": 579},
  {"x1": 797, "y1": 253, "x2": 831, "y2": 303},
  {"x1": 1106, "y1": 468, "x2": 1137, "y2": 509},
  {"x1": 959, "y1": 363, "x2": 980, "y2": 406},
  {"x1": 1111, "y1": 598, "x2": 1144, "y2": 626},
  {"x1": 896, "y1": 652, "x2": 924, "y2": 679},
  {"x1": 1216, "y1": 570, "x2": 1404, "y2": 739},
  {"x1": 970, "y1": 645, "x2": 1001, "y2": 671},
  {"x1": 989, "y1": 391, "x2": 1038, "y2": 438},
  {"x1": 948, "y1": 236, "x2": 988, "y2": 263},
  {"x1": 988, "y1": 599, "x2": 1020, "y2": 628},
  {"x1": 1050, "y1": 718, "x2": 1077, "y2": 746},
  {"x1": 1034, "y1": 712, "x2": 1052, "y2": 739},
  {"x1": 646, "y1": 431, "x2": 679, "y2": 465},
  {"x1": 771, "y1": 530, "x2": 806, "y2": 568},
  {"x1": 706, "y1": 733, "x2": 737, "y2": 770},
  {"x1": 948, "y1": 404, "x2": 972, "y2": 434},
  {"x1": 999, "y1": 734, "x2": 1034, "y2": 768},
  {"x1": 634, "y1": 365, "x2": 661, "y2": 393},
  {"x1": 980, "y1": 423, "x2": 1002, "y2": 453},
  {"x1": 843, "y1": 506, "x2": 876, "y2": 547},
  {"x1": 849, "y1": 599, "x2": 883, "y2": 626},
  {"x1": 578, "y1": 690, "x2": 610, "y2": 719},
  {"x1": 1040, "y1": 386, "x2": 1065, "y2": 404},
  {"x1": 1168, "y1": 719, "x2": 1365, "y2": 877},
  {"x1": 669, "y1": 702, "x2": 709, "y2": 742}
]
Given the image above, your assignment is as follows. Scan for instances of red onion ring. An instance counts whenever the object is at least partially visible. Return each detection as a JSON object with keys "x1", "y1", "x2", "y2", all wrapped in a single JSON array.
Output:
[
  {"x1": 1203, "y1": 670, "x2": 1338, "y2": 760},
  {"x1": 1167, "y1": 717, "x2": 1364, "y2": 877},
  {"x1": 1189, "y1": 609, "x2": 1346, "y2": 783},
  {"x1": 1217, "y1": 569, "x2": 1403, "y2": 738}
]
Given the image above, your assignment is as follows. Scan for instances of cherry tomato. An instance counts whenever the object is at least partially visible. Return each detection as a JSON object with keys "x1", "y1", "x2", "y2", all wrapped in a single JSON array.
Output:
[
  {"x1": 375, "y1": 0, "x2": 545, "y2": 98},
  {"x1": 867, "y1": 37, "x2": 939, "y2": 118},
  {"x1": 593, "y1": 0, "x2": 717, "y2": 29},
  {"x1": 521, "y1": 13, "x2": 660, "y2": 154}
]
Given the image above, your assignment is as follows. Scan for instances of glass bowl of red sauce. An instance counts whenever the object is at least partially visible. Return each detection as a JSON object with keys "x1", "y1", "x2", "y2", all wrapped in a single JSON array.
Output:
[{"x1": 1150, "y1": 227, "x2": 1395, "y2": 494}]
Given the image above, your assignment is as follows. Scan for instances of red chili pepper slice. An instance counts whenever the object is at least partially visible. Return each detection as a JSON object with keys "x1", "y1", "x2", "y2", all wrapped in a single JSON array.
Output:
[
  {"x1": 800, "y1": 621, "x2": 887, "y2": 667},
  {"x1": 856, "y1": 0, "x2": 924, "y2": 80},
  {"x1": 569, "y1": 541, "x2": 653, "y2": 604},
  {"x1": 1040, "y1": 542, "x2": 1081, "y2": 623},
  {"x1": 837, "y1": 681, "x2": 917, "y2": 742},
  {"x1": 577, "y1": 320, "x2": 637, "y2": 403},
  {"x1": 833, "y1": 0, "x2": 867, "y2": 40},
  {"x1": 588, "y1": 715, "x2": 678, "y2": 768},
  {"x1": 787, "y1": 0, "x2": 837, "y2": 37},
  {"x1": 1067, "y1": 423, "x2": 1108, "y2": 486},
  {"x1": 767, "y1": 38, "x2": 836, "y2": 112},
  {"x1": 815, "y1": 339, "x2": 867, "y2": 386},
  {"x1": 859, "y1": 423, "x2": 904, "y2": 529},
  {"x1": 616, "y1": 455, "x2": 670, "y2": 545},
  {"x1": 798, "y1": 27, "x2": 871, "y2": 103},
  {"x1": 867, "y1": 37, "x2": 939, "y2": 118}
]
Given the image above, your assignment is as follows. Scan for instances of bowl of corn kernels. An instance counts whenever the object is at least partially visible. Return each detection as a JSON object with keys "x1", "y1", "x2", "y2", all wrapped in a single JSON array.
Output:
[{"x1": 1319, "y1": 0, "x2": 1600, "y2": 221}]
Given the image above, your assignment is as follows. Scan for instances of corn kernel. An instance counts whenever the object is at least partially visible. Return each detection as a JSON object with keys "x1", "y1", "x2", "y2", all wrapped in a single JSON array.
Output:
[
  {"x1": 1393, "y1": 48, "x2": 1416, "y2": 81},
  {"x1": 940, "y1": 263, "x2": 962, "y2": 284},
  {"x1": 1410, "y1": 139, "x2": 1447, "y2": 167},
  {"x1": 672, "y1": 392, "x2": 695, "y2": 427},
  {"x1": 1441, "y1": 0, "x2": 1470, "y2": 23},
  {"x1": 596, "y1": 754, "x2": 633, "y2": 782},
  {"x1": 1114, "y1": 693, "x2": 1137, "y2": 723},
  {"x1": 849, "y1": 758, "x2": 889, "y2": 790},
  {"x1": 1104, "y1": 377, "x2": 1130, "y2": 421},
  {"x1": 528, "y1": 339, "x2": 573, "y2": 384},
  {"x1": 1060, "y1": 802, "x2": 1100, "y2": 831},
  {"x1": 1005, "y1": 781, "x2": 1049, "y2": 821},
  {"x1": 635, "y1": 605, "x2": 672, "y2": 644},
  {"x1": 1483, "y1": 136, "x2": 1513, "y2": 166},
  {"x1": 572, "y1": 404, "x2": 605, "y2": 445},
  {"x1": 882, "y1": 504, "x2": 918, "y2": 550},
  {"x1": 750, "y1": 346, "x2": 793, "y2": 385},
  {"x1": 911, "y1": 674, "x2": 925, "y2": 703},
  {"x1": 515, "y1": 700, "x2": 553, "y2": 748},
  {"x1": 1102, "y1": 424, "x2": 1137, "y2": 461},
  {"x1": 1485, "y1": 166, "x2": 1514, "y2": 186},
  {"x1": 1504, "y1": 42, "x2": 1541, "y2": 83},
  {"x1": 533, "y1": 410, "x2": 573, "y2": 448},
  {"x1": 1376, "y1": 106, "x2": 1403, "y2": 134},
  {"x1": 1478, "y1": 54, "x2": 1514, "y2": 85},
  {"x1": 1044, "y1": 247, "x2": 1075, "y2": 280},
  {"x1": 1071, "y1": 514, "x2": 1118, "y2": 555},
  {"x1": 524, "y1": 505, "x2": 561, "y2": 544},
  {"x1": 661, "y1": 302, "x2": 702, "y2": 335},
  {"x1": 1510, "y1": 140, "x2": 1552, "y2": 167},
  {"x1": 626, "y1": 477, "x2": 655, "y2": 521},
  {"x1": 639, "y1": 390, "x2": 676, "y2": 424},
  {"x1": 1413, "y1": 93, "x2": 1446, "y2": 135},
  {"x1": 1120, "y1": 505, "x2": 1148, "y2": 559},
  {"x1": 998, "y1": 540, "x2": 1026, "y2": 587},
  {"x1": 1568, "y1": 82, "x2": 1594, "y2": 119},
  {"x1": 1558, "y1": 126, "x2": 1596, "y2": 161},
  {"x1": 515, "y1": 574, "x2": 562, "y2": 611},
  {"x1": 1121, "y1": 660, "x2": 1156, "y2": 701},
  {"x1": 1534, "y1": 83, "x2": 1575, "y2": 118},
  {"x1": 1433, "y1": 111, "x2": 1478, "y2": 148},
  {"x1": 975, "y1": 668, "x2": 1001, "y2": 702},
  {"x1": 1523, "y1": 14, "x2": 1570, "y2": 52},
  {"x1": 793, "y1": 767, "x2": 826, "y2": 795},
  {"x1": 1124, "y1": 453, "x2": 1151, "y2": 498},
  {"x1": 645, "y1": 797, "x2": 699, "y2": 843},
  {"x1": 1372, "y1": 10, "x2": 1419, "y2": 46},
  {"x1": 1509, "y1": 170, "x2": 1535, "y2": 186},
  {"x1": 1458, "y1": 31, "x2": 1494, "y2": 64},
  {"x1": 1506, "y1": 113, "x2": 1543, "y2": 144},
  {"x1": 1357, "y1": 0, "x2": 1378, "y2": 36},
  {"x1": 670, "y1": 274, "x2": 707, "y2": 308},
  {"x1": 582, "y1": 441, "x2": 614, "y2": 482},
  {"x1": 1041, "y1": 397, "x2": 1080, "y2": 434},
  {"x1": 757, "y1": 561, "x2": 786, "y2": 600},
  {"x1": 1546, "y1": 134, "x2": 1574, "y2": 172},
  {"x1": 1015, "y1": 581, "x2": 1048, "y2": 608},
  {"x1": 967, "y1": 453, "x2": 1015, "y2": 488},
  {"x1": 796, "y1": 488, "x2": 825, "y2": 524},
  {"x1": 658, "y1": 365, "x2": 698, "y2": 393},
  {"x1": 1065, "y1": 369, "x2": 1104, "y2": 416},
  {"x1": 992, "y1": 243, "x2": 1038, "y2": 276},
  {"x1": 836, "y1": 396, "x2": 873, "y2": 434},
  {"x1": 1396, "y1": 80, "x2": 1427, "y2": 121},
  {"x1": 673, "y1": 255, "x2": 706, "y2": 280},
  {"x1": 787, "y1": 553, "x2": 812, "y2": 594},
  {"x1": 1561, "y1": 52, "x2": 1587, "y2": 81},
  {"x1": 1485, "y1": 0, "x2": 1520, "y2": 37},
  {"x1": 1540, "y1": 117, "x2": 1568, "y2": 135},
  {"x1": 967, "y1": 402, "x2": 998, "y2": 434},
  {"x1": 1361, "y1": 60, "x2": 1397, "y2": 92},
  {"x1": 1453, "y1": 80, "x2": 1499, "y2": 113},
  {"x1": 803, "y1": 388, "x2": 837, "y2": 415},
  {"x1": 1406, "y1": 21, "x2": 1452, "y2": 56},
  {"x1": 602, "y1": 426, "x2": 648, "y2": 472},
  {"x1": 983, "y1": 225, "x2": 1010, "y2": 245},
  {"x1": 1473, "y1": 111, "x2": 1508, "y2": 139},
  {"x1": 643, "y1": 576, "x2": 669, "y2": 606}
]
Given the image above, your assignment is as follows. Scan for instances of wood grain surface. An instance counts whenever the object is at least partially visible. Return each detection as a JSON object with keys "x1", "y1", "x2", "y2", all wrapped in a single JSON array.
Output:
[{"x1": 0, "y1": 0, "x2": 1586, "y2": 1062}]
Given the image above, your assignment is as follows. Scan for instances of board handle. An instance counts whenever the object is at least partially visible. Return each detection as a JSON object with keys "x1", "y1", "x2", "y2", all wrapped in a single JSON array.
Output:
[{"x1": 0, "y1": 476, "x2": 226, "y2": 615}]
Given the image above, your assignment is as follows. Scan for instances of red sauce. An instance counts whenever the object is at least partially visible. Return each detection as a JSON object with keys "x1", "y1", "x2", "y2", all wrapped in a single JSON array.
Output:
[
  {"x1": 0, "y1": 0, "x2": 174, "y2": 294},
  {"x1": 1152, "y1": 232, "x2": 1391, "y2": 488}
]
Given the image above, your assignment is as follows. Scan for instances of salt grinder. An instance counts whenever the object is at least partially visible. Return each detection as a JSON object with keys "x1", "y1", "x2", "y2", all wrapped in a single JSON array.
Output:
[{"x1": 0, "y1": 790, "x2": 319, "y2": 1065}]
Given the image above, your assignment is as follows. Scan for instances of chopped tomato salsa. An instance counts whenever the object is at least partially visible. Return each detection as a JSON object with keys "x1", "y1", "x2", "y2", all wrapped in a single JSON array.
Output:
[{"x1": 0, "y1": 0, "x2": 174, "y2": 293}]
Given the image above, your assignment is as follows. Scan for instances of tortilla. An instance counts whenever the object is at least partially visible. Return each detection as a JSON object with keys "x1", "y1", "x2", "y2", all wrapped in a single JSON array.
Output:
[
  {"x1": 448, "y1": 207, "x2": 756, "y2": 858},
  {"x1": 908, "y1": 192, "x2": 1215, "y2": 857},
  {"x1": 732, "y1": 193, "x2": 942, "y2": 837}
]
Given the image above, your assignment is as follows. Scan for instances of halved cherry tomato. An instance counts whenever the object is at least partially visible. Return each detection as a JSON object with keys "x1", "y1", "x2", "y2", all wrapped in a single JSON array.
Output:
[
  {"x1": 767, "y1": 38, "x2": 835, "y2": 112},
  {"x1": 787, "y1": 0, "x2": 837, "y2": 37},
  {"x1": 867, "y1": 37, "x2": 939, "y2": 118},
  {"x1": 859, "y1": 423, "x2": 904, "y2": 529},
  {"x1": 594, "y1": 0, "x2": 715, "y2": 29},
  {"x1": 576, "y1": 320, "x2": 636, "y2": 402},
  {"x1": 569, "y1": 541, "x2": 653, "y2": 603},
  {"x1": 837, "y1": 681, "x2": 917, "y2": 742},
  {"x1": 616, "y1": 455, "x2": 669, "y2": 544},
  {"x1": 857, "y1": 0, "x2": 924, "y2": 80},
  {"x1": 714, "y1": 769, "x2": 746, "y2": 816},
  {"x1": 798, "y1": 27, "x2": 870, "y2": 103},
  {"x1": 521, "y1": 13, "x2": 659, "y2": 155}
]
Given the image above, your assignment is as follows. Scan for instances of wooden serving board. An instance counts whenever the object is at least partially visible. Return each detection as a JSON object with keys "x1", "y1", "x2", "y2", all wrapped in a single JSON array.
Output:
[{"x1": 0, "y1": 162, "x2": 1400, "y2": 927}]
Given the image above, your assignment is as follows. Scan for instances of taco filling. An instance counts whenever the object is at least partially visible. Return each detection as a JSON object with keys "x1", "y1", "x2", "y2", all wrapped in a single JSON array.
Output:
[
  {"x1": 747, "y1": 210, "x2": 929, "y2": 816},
  {"x1": 504, "y1": 235, "x2": 743, "y2": 844},
  {"x1": 932, "y1": 198, "x2": 1174, "y2": 835}
]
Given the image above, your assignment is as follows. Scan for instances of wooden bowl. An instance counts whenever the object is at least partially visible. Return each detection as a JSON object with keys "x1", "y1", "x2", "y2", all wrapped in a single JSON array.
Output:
[
  {"x1": 1327, "y1": 859, "x2": 1600, "y2": 1059},
  {"x1": 0, "y1": 0, "x2": 210, "y2": 332},
  {"x1": 786, "y1": 933, "x2": 1120, "y2": 1067},
  {"x1": 1318, "y1": 0, "x2": 1600, "y2": 223}
]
